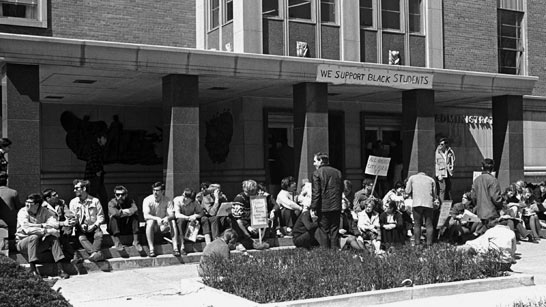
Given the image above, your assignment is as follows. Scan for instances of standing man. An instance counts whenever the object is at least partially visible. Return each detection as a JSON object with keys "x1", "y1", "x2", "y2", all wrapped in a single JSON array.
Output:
[
  {"x1": 0, "y1": 138, "x2": 12, "y2": 173},
  {"x1": 69, "y1": 179, "x2": 105, "y2": 262},
  {"x1": 435, "y1": 137, "x2": 455, "y2": 201},
  {"x1": 16, "y1": 193, "x2": 69, "y2": 278},
  {"x1": 0, "y1": 171, "x2": 21, "y2": 240},
  {"x1": 471, "y1": 158, "x2": 503, "y2": 224},
  {"x1": 310, "y1": 152, "x2": 343, "y2": 249},
  {"x1": 108, "y1": 185, "x2": 142, "y2": 252},
  {"x1": 406, "y1": 171, "x2": 438, "y2": 246},
  {"x1": 85, "y1": 134, "x2": 108, "y2": 220}
]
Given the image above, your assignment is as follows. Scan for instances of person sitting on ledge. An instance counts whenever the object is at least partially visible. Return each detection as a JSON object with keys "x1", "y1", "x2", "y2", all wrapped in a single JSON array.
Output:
[
  {"x1": 142, "y1": 181, "x2": 175, "y2": 257},
  {"x1": 108, "y1": 185, "x2": 142, "y2": 252},
  {"x1": 173, "y1": 188, "x2": 208, "y2": 255},
  {"x1": 70, "y1": 179, "x2": 105, "y2": 262},
  {"x1": 16, "y1": 193, "x2": 69, "y2": 278},
  {"x1": 231, "y1": 179, "x2": 269, "y2": 251}
]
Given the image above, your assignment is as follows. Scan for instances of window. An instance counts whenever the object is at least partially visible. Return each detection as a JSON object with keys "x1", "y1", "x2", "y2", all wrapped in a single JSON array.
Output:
[
  {"x1": 210, "y1": 0, "x2": 219, "y2": 29},
  {"x1": 263, "y1": 0, "x2": 280, "y2": 17},
  {"x1": 498, "y1": 9, "x2": 524, "y2": 74},
  {"x1": 360, "y1": 0, "x2": 374, "y2": 28},
  {"x1": 408, "y1": 0, "x2": 421, "y2": 33},
  {"x1": 225, "y1": 0, "x2": 233, "y2": 23},
  {"x1": 321, "y1": 0, "x2": 336, "y2": 23},
  {"x1": 381, "y1": 0, "x2": 400, "y2": 30},
  {"x1": 289, "y1": 0, "x2": 311, "y2": 20},
  {"x1": 0, "y1": 0, "x2": 47, "y2": 28}
]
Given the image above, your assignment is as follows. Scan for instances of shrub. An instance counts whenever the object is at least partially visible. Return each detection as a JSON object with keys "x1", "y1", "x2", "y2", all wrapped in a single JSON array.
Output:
[
  {"x1": 201, "y1": 244, "x2": 508, "y2": 304},
  {"x1": 0, "y1": 255, "x2": 72, "y2": 307}
]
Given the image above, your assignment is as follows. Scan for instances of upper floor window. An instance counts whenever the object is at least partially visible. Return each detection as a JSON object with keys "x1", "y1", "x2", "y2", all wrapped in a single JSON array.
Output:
[
  {"x1": 225, "y1": 0, "x2": 233, "y2": 23},
  {"x1": 210, "y1": 0, "x2": 220, "y2": 29},
  {"x1": 289, "y1": 0, "x2": 312, "y2": 20},
  {"x1": 498, "y1": 9, "x2": 524, "y2": 74},
  {"x1": 0, "y1": 0, "x2": 47, "y2": 28},
  {"x1": 263, "y1": 0, "x2": 280, "y2": 17},
  {"x1": 360, "y1": 0, "x2": 374, "y2": 28},
  {"x1": 321, "y1": 0, "x2": 336, "y2": 23},
  {"x1": 381, "y1": 0, "x2": 400, "y2": 30},
  {"x1": 408, "y1": 0, "x2": 422, "y2": 33}
]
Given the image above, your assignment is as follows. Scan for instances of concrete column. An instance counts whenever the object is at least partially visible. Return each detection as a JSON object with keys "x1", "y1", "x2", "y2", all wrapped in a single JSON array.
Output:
[
  {"x1": 196, "y1": 0, "x2": 206, "y2": 49},
  {"x1": 293, "y1": 82, "x2": 329, "y2": 186},
  {"x1": 492, "y1": 95, "x2": 524, "y2": 189},
  {"x1": 1, "y1": 63, "x2": 41, "y2": 198},
  {"x1": 341, "y1": 0, "x2": 360, "y2": 62},
  {"x1": 426, "y1": 0, "x2": 444, "y2": 68},
  {"x1": 233, "y1": 0, "x2": 263, "y2": 53},
  {"x1": 402, "y1": 89, "x2": 435, "y2": 178},
  {"x1": 162, "y1": 74, "x2": 200, "y2": 199}
]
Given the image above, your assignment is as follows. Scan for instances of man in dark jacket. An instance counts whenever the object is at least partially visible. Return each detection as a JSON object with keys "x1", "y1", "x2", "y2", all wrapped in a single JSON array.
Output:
[
  {"x1": 471, "y1": 158, "x2": 503, "y2": 225},
  {"x1": 310, "y1": 152, "x2": 343, "y2": 249}
]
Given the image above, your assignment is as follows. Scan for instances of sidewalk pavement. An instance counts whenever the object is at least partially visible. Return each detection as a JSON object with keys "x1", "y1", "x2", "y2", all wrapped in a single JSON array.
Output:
[{"x1": 55, "y1": 239, "x2": 546, "y2": 307}]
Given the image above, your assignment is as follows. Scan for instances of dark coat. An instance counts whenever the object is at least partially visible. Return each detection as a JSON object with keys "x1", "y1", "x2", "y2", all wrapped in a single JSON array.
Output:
[
  {"x1": 311, "y1": 165, "x2": 343, "y2": 213},
  {"x1": 471, "y1": 172, "x2": 502, "y2": 220},
  {"x1": 379, "y1": 211, "x2": 405, "y2": 245}
]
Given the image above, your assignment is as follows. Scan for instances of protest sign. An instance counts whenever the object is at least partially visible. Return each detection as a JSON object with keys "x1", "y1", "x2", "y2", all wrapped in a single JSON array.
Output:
[
  {"x1": 436, "y1": 200, "x2": 453, "y2": 229},
  {"x1": 250, "y1": 196, "x2": 268, "y2": 228},
  {"x1": 365, "y1": 156, "x2": 391, "y2": 176}
]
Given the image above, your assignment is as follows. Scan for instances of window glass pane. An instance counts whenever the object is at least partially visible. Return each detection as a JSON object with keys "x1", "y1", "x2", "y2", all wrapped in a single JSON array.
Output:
[
  {"x1": 1, "y1": 3, "x2": 27, "y2": 18},
  {"x1": 289, "y1": 0, "x2": 312, "y2": 20},
  {"x1": 498, "y1": 9, "x2": 523, "y2": 74},
  {"x1": 360, "y1": 0, "x2": 373, "y2": 27},
  {"x1": 408, "y1": 0, "x2": 421, "y2": 33},
  {"x1": 225, "y1": 0, "x2": 233, "y2": 22},
  {"x1": 263, "y1": 0, "x2": 279, "y2": 17},
  {"x1": 210, "y1": 0, "x2": 219, "y2": 28},
  {"x1": 381, "y1": 0, "x2": 400, "y2": 30},
  {"x1": 321, "y1": 0, "x2": 336, "y2": 23}
]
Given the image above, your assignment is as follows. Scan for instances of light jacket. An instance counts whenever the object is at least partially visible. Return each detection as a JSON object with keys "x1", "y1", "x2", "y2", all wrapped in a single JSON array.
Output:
[{"x1": 435, "y1": 146, "x2": 455, "y2": 179}]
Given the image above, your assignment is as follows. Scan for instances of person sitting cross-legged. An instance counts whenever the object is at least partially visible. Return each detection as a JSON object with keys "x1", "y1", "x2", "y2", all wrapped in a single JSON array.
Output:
[
  {"x1": 142, "y1": 181, "x2": 175, "y2": 257},
  {"x1": 16, "y1": 193, "x2": 69, "y2": 278},
  {"x1": 108, "y1": 185, "x2": 143, "y2": 252},
  {"x1": 173, "y1": 188, "x2": 208, "y2": 255},
  {"x1": 198, "y1": 229, "x2": 238, "y2": 277},
  {"x1": 70, "y1": 179, "x2": 105, "y2": 262}
]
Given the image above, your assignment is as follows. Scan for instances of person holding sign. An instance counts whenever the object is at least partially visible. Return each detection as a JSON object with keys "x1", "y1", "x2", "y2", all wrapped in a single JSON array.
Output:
[
  {"x1": 173, "y1": 188, "x2": 206, "y2": 255},
  {"x1": 310, "y1": 152, "x2": 343, "y2": 249},
  {"x1": 232, "y1": 180, "x2": 270, "y2": 250}
]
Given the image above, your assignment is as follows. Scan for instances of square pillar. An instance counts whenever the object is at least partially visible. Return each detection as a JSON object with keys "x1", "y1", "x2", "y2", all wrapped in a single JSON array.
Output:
[
  {"x1": 233, "y1": 0, "x2": 262, "y2": 53},
  {"x1": 402, "y1": 89, "x2": 435, "y2": 178},
  {"x1": 162, "y1": 74, "x2": 200, "y2": 199},
  {"x1": 492, "y1": 95, "x2": 524, "y2": 189},
  {"x1": 1, "y1": 63, "x2": 41, "y2": 198},
  {"x1": 293, "y1": 82, "x2": 329, "y2": 186}
]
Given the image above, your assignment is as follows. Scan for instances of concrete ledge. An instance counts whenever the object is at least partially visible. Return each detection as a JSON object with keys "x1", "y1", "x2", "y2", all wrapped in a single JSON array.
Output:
[{"x1": 255, "y1": 274, "x2": 535, "y2": 307}]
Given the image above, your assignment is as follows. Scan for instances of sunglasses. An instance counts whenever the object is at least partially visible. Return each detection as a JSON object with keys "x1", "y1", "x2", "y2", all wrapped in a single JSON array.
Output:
[
  {"x1": 115, "y1": 193, "x2": 126, "y2": 197},
  {"x1": 73, "y1": 186, "x2": 83, "y2": 191}
]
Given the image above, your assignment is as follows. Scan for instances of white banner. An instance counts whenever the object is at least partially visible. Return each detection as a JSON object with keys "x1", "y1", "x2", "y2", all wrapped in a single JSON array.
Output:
[{"x1": 316, "y1": 64, "x2": 433, "y2": 89}]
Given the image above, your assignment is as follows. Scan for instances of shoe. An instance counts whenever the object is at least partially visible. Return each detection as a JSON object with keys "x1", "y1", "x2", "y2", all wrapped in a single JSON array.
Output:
[
  {"x1": 180, "y1": 249, "x2": 187, "y2": 256},
  {"x1": 133, "y1": 242, "x2": 143, "y2": 253},
  {"x1": 114, "y1": 243, "x2": 125, "y2": 252},
  {"x1": 276, "y1": 229, "x2": 284, "y2": 238},
  {"x1": 89, "y1": 251, "x2": 103, "y2": 262},
  {"x1": 58, "y1": 270, "x2": 70, "y2": 279},
  {"x1": 527, "y1": 234, "x2": 539, "y2": 244},
  {"x1": 173, "y1": 250, "x2": 181, "y2": 257},
  {"x1": 70, "y1": 254, "x2": 83, "y2": 265},
  {"x1": 149, "y1": 250, "x2": 156, "y2": 257}
]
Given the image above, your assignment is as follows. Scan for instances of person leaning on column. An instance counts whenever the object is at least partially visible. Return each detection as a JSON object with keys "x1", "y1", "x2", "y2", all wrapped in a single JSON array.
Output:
[{"x1": 435, "y1": 137, "x2": 455, "y2": 201}]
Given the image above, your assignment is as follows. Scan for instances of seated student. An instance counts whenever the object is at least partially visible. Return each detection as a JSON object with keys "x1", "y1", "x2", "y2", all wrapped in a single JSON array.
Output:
[
  {"x1": 232, "y1": 179, "x2": 269, "y2": 250},
  {"x1": 519, "y1": 187, "x2": 544, "y2": 242},
  {"x1": 379, "y1": 201, "x2": 405, "y2": 248},
  {"x1": 108, "y1": 185, "x2": 142, "y2": 252},
  {"x1": 499, "y1": 186, "x2": 534, "y2": 243},
  {"x1": 382, "y1": 181, "x2": 406, "y2": 211},
  {"x1": 457, "y1": 217, "x2": 517, "y2": 270},
  {"x1": 200, "y1": 183, "x2": 229, "y2": 240},
  {"x1": 42, "y1": 188, "x2": 80, "y2": 263},
  {"x1": 142, "y1": 181, "x2": 175, "y2": 257},
  {"x1": 257, "y1": 182, "x2": 282, "y2": 238},
  {"x1": 446, "y1": 192, "x2": 485, "y2": 244},
  {"x1": 276, "y1": 176, "x2": 302, "y2": 236},
  {"x1": 198, "y1": 229, "x2": 238, "y2": 277},
  {"x1": 173, "y1": 188, "x2": 208, "y2": 254},
  {"x1": 69, "y1": 179, "x2": 105, "y2": 262},
  {"x1": 339, "y1": 197, "x2": 365, "y2": 250},
  {"x1": 292, "y1": 208, "x2": 319, "y2": 249},
  {"x1": 16, "y1": 193, "x2": 69, "y2": 278},
  {"x1": 357, "y1": 199, "x2": 381, "y2": 252}
]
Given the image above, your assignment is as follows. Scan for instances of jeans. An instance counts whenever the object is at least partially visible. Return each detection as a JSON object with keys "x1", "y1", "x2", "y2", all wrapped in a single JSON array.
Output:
[
  {"x1": 413, "y1": 206, "x2": 434, "y2": 245},
  {"x1": 17, "y1": 235, "x2": 65, "y2": 263},
  {"x1": 77, "y1": 228, "x2": 103, "y2": 253}
]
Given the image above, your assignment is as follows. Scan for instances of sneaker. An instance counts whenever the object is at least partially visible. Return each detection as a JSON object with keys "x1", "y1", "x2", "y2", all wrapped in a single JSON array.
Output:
[
  {"x1": 276, "y1": 229, "x2": 284, "y2": 238},
  {"x1": 89, "y1": 251, "x2": 103, "y2": 262},
  {"x1": 133, "y1": 242, "x2": 143, "y2": 253},
  {"x1": 173, "y1": 250, "x2": 181, "y2": 257},
  {"x1": 253, "y1": 242, "x2": 270, "y2": 250},
  {"x1": 70, "y1": 254, "x2": 83, "y2": 265},
  {"x1": 114, "y1": 243, "x2": 125, "y2": 252},
  {"x1": 58, "y1": 269, "x2": 70, "y2": 279},
  {"x1": 149, "y1": 250, "x2": 157, "y2": 257},
  {"x1": 180, "y1": 249, "x2": 187, "y2": 256}
]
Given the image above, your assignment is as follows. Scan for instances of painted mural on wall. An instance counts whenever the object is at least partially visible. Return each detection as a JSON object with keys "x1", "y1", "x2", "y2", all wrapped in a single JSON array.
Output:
[
  {"x1": 60, "y1": 111, "x2": 162, "y2": 165},
  {"x1": 205, "y1": 110, "x2": 233, "y2": 163}
]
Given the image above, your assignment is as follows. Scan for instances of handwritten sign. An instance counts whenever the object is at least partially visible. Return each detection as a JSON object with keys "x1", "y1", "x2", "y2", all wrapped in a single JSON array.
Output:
[
  {"x1": 436, "y1": 200, "x2": 452, "y2": 229},
  {"x1": 316, "y1": 64, "x2": 433, "y2": 89},
  {"x1": 250, "y1": 196, "x2": 268, "y2": 228},
  {"x1": 365, "y1": 156, "x2": 391, "y2": 177}
]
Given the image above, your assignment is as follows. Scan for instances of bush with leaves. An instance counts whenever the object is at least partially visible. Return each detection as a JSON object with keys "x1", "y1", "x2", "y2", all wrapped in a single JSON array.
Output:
[
  {"x1": 201, "y1": 244, "x2": 508, "y2": 304},
  {"x1": 0, "y1": 255, "x2": 72, "y2": 307}
]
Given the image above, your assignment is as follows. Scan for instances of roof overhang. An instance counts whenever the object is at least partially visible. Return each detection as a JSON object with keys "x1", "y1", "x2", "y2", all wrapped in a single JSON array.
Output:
[{"x1": 0, "y1": 33, "x2": 538, "y2": 107}]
